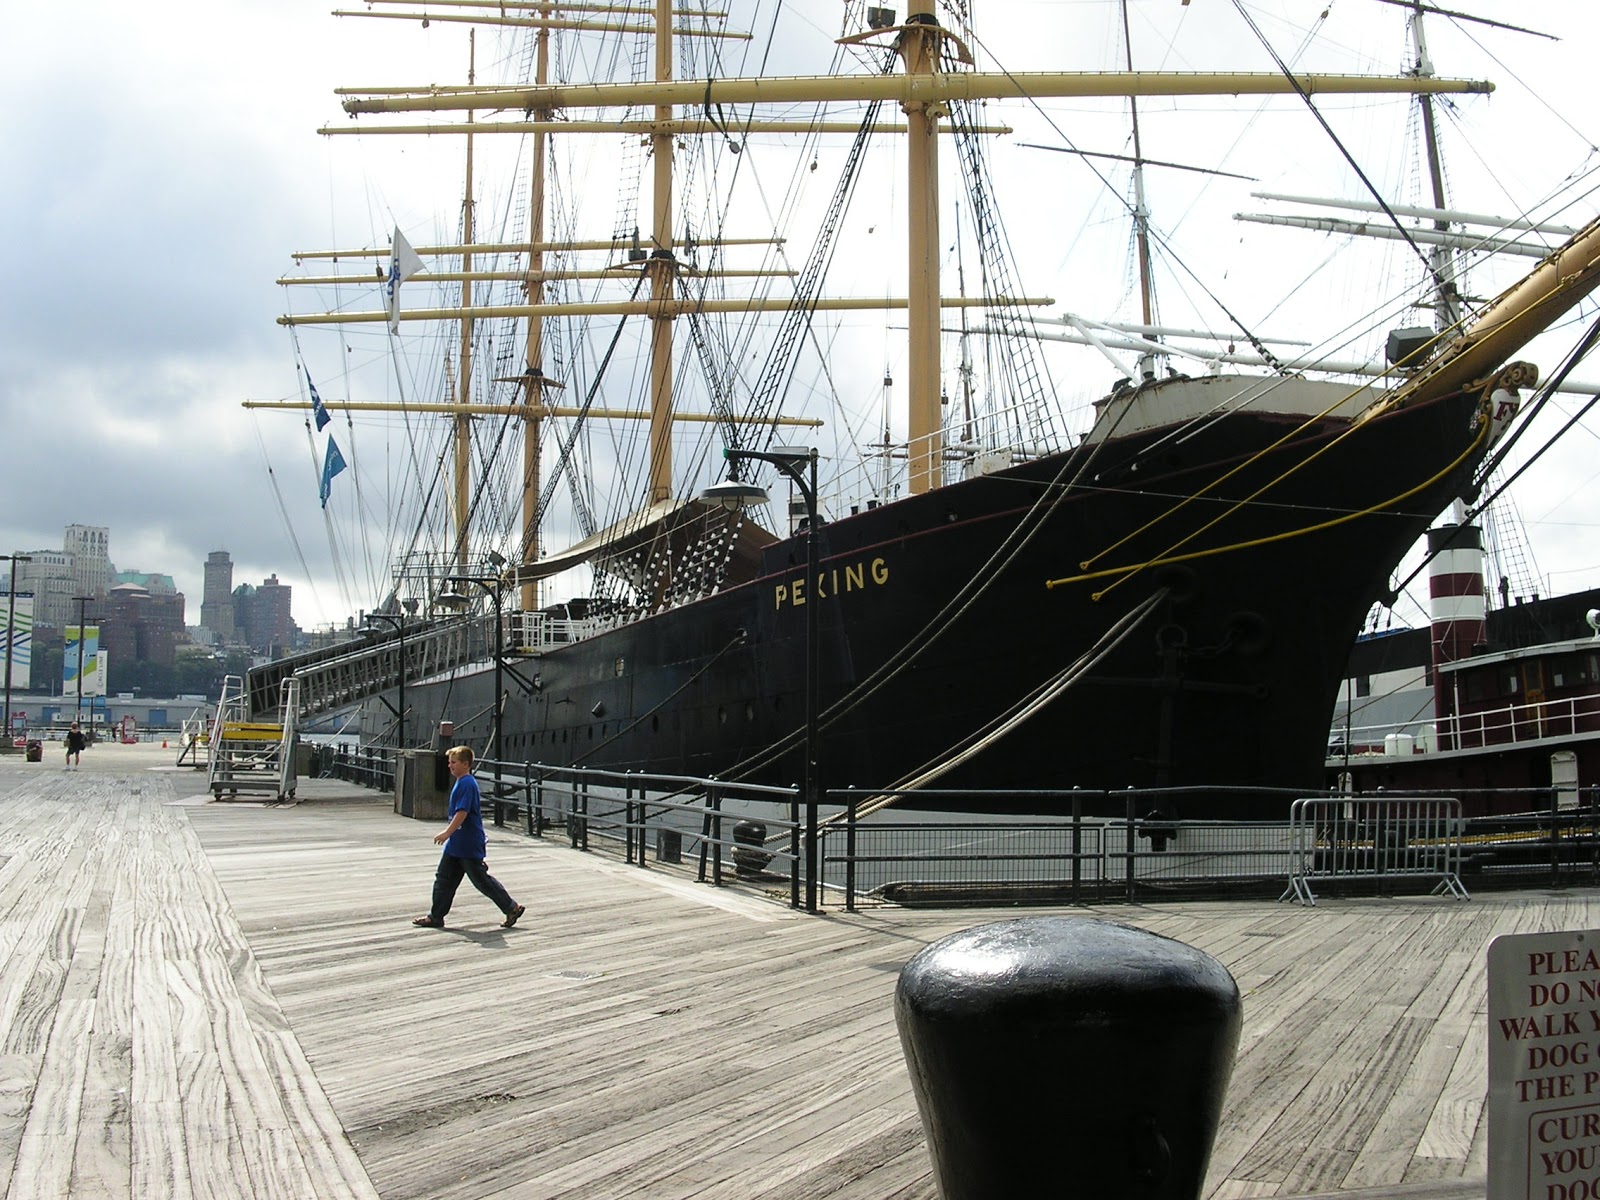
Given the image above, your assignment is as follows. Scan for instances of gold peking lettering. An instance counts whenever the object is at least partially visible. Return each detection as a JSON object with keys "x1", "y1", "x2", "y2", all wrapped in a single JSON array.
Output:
[{"x1": 773, "y1": 556, "x2": 891, "y2": 610}]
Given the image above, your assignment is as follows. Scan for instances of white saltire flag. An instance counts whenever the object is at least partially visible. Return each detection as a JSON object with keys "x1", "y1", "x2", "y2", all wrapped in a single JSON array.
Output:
[
  {"x1": 307, "y1": 371, "x2": 331, "y2": 431},
  {"x1": 386, "y1": 228, "x2": 426, "y2": 333},
  {"x1": 320, "y1": 437, "x2": 348, "y2": 509}
]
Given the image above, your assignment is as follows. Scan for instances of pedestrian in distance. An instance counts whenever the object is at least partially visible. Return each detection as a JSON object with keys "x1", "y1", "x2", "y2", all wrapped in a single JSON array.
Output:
[
  {"x1": 412, "y1": 745, "x2": 525, "y2": 930},
  {"x1": 64, "y1": 722, "x2": 86, "y2": 770}
]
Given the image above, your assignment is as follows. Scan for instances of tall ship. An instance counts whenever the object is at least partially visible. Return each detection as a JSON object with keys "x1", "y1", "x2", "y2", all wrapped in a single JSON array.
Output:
[{"x1": 250, "y1": 1, "x2": 1600, "y2": 818}]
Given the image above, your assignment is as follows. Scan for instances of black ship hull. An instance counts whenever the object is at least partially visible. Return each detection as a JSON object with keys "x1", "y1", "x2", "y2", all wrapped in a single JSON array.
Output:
[{"x1": 383, "y1": 377, "x2": 1488, "y2": 820}]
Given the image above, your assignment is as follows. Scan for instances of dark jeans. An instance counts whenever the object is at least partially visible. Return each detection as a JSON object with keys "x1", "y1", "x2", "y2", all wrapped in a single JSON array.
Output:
[{"x1": 430, "y1": 852, "x2": 516, "y2": 921}]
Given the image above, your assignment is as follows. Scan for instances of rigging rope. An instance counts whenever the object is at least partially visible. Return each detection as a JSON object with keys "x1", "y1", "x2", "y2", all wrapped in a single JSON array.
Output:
[
  {"x1": 841, "y1": 587, "x2": 1171, "y2": 818},
  {"x1": 1048, "y1": 398, "x2": 1493, "y2": 594},
  {"x1": 1229, "y1": 0, "x2": 1449, "y2": 304},
  {"x1": 730, "y1": 55, "x2": 895, "y2": 461},
  {"x1": 1387, "y1": 310, "x2": 1600, "y2": 599}
]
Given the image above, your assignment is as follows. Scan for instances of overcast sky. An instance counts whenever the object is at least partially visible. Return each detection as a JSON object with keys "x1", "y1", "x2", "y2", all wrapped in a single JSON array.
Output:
[{"x1": 2, "y1": 1, "x2": 1597, "y2": 634}]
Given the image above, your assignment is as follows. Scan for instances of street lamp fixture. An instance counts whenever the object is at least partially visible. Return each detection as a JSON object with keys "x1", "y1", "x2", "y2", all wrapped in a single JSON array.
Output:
[
  {"x1": 701, "y1": 444, "x2": 822, "y2": 912},
  {"x1": 700, "y1": 480, "x2": 772, "y2": 511},
  {"x1": 1, "y1": 554, "x2": 32, "y2": 750}
]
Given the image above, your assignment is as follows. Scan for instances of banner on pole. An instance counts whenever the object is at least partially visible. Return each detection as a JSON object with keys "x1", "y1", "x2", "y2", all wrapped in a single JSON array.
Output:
[
  {"x1": 2, "y1": 595, "x2": 32, "y2": 690},
  {"x1": 64, "y1": 626, "x2": 101, "y2": 697}
]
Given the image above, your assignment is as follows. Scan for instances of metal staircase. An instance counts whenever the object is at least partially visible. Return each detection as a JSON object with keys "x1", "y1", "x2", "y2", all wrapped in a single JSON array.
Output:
[
  {"x1": 208, "y1": 676, "x2": 299, "y2": 801},
  {"x1": 245, "y1": 616, "x2": 491, "y2": 721}
]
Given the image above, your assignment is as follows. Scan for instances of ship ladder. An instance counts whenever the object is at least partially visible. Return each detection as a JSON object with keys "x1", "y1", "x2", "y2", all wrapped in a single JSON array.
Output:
[{"x1": 206, "y1": 675, "x2": 300, "y2": 802}]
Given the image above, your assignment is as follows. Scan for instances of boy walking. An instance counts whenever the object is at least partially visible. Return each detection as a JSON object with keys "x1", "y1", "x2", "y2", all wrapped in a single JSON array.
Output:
[
  {"x1": 64, "y1": 723, "x2": 86, "y2": 770},
  {"x1": 413, "y1": 745, "x2": 525, "y2": 930}
]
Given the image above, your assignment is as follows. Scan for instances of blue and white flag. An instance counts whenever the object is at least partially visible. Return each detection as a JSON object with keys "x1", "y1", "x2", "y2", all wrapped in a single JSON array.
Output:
[
  {"x1": 386, "y1": 227, "x2": 426, "y2": 333},
  {"x1": 308, "y1": 372, "x2": 331, "y2": 431},
  {"x1": 320, "y1": 437, "x2": 348, "y2": 509}
]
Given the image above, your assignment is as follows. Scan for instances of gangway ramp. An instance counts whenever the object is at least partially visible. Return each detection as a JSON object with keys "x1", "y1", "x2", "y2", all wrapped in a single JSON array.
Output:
[{"x1": 245, "y1": 616, "x2": 491, "y2": 721}]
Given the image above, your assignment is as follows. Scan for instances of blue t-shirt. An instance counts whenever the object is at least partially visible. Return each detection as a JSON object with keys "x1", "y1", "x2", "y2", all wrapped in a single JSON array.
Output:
[{"x1": 444, "y1": 771, "x2": 487, "y2": 859}]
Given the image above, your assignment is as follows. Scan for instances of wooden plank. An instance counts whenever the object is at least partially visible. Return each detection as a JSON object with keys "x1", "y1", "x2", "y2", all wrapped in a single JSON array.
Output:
[{"x1": 4, "y1": 748, "x2": 1600, "y2": 1198}]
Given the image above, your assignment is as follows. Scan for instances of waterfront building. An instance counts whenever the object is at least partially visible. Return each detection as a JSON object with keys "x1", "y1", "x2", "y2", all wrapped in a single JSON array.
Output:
[
  {"x1": 201, "y1": 551, "x2": 235, "y2": 641},
  {"x1": 63, "y1": 525, "x2": 113, "y2": 600}
]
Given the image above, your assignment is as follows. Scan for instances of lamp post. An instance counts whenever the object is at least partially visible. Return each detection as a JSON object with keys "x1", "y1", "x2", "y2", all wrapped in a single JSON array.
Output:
[
  {"x1": 703, "y1": 445, "x2": 821, "y2": 913},
  {"x1": 72, "y1": 595, "x2": 93, "y2": 732},
  {"x1": 437, "y1": 554, "x2": 508, "y2": 772},
  {"x1": 1, "y1": 554, "x2": 32, "y2": 749},
  {"x1": 365, "y1": 597, "x2": 420, "y2": 748}
]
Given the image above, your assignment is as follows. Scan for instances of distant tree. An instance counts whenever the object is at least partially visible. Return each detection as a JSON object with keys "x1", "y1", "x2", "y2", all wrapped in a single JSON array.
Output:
[
  {"x1": 108, "y1": 660, "x2": 177, "y2": 698},
  {"x1": 174, "y1": 655, "x2": 222, "y2": 697},
  {"x1": 33, "y1": 643, "x2": 62, "y2": 695}
]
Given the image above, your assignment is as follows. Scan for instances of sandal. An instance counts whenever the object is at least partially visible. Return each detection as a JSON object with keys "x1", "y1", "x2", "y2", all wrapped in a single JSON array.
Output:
[
  {"x1": 411, "y1": 915, "x2": 444, "y2": 928},
  {"x1": 501, "y1": 904, "x2": 525, "y2": 929}
]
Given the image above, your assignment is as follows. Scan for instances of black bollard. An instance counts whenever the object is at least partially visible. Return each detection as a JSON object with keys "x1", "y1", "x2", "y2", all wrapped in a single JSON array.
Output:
[
  {"x1": 895, "y1": 915, "x2": 1241, "y2": 1199},
  {"x1": 730, "y1": 819, "x2": 772, "y2": 877}
]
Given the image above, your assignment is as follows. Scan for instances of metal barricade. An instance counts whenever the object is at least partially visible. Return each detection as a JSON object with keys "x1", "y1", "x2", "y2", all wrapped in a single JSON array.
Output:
[{"x1": 1282, "y1": 796, "x2": 1470, "y2": 906}]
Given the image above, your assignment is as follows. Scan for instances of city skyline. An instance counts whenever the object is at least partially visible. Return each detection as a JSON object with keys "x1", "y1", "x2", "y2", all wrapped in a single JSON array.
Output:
[{"x1": 1, "y1": 526, "x2": 303, "y2": 646}]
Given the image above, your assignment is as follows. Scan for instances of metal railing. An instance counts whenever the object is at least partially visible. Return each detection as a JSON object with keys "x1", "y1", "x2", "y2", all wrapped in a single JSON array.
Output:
[
  {"x1": 1335, "y1": 692, "x2": 1600, "y2": 759},
  {"x1": 322, "y1": 751, "x2": 1600, "y2": 911},
  {"x1": 247, "y1": 616, "x2": 488, "y2": 720},
  {"x1": 330, "y1": 744, "x2": 396, "y2": 792},
  {"x1": 507, "y1": 612, "x2": 608, "y2": 654},
  {"x1": 1282, "y1": 796, "x2": 1469, "y2": 907}
]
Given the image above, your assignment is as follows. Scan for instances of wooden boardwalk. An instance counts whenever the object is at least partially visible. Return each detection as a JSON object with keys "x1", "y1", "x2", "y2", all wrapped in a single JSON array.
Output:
[{"x1": 0, "y1": 742, "x2": 1587, "y2": 1198}]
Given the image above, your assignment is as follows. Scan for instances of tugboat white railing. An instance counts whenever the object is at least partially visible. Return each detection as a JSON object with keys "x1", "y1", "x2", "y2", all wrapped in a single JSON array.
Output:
[
  {"x1": 1332, "y1": 692, "x2": 1600, "y2": 760},
  {"x1": 207, "y1": 675, "x2": 299, "y2": 802}
]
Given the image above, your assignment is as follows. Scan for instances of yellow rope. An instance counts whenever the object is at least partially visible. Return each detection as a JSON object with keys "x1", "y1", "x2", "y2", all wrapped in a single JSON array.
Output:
[
  {"x1": 1078, "y1": 379, "x2": 1379, "y2": 572},
  {"x1": 1078, "y1": 310, "x2": 1479, "y2": 577},
  {"x1": 1045, "y1": 396, "x2": 1491, "y2": 598}
]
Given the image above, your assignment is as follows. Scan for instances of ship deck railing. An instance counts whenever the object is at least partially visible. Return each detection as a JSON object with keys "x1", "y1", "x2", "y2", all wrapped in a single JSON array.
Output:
[
  {"x1": 506, "y1": 612, "x2": 611, "y2": 655},
  {"x1": 812, "y1": 401, "x2": 1061, "y2": 524},
  {"x1": 1330, "y1": 690, "x2": 1600, "y2": 766},
  {"x1": 315, "y1": 749, "x2": 1600, "y2": 911}
]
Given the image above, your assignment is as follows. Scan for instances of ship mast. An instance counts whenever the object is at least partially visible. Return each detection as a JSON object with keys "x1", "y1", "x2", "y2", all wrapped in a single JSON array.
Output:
[
  {"x1": 646, "y1": 0, "x2": 675, "y2": 504},
  {"x1": 900, "y1": 1, "x2": 944, "y2": 496},
  {"x1": 520, "y1": 12, "x2": 552, "y2": 611},
  {"x1": 1122, "y1": 0, "x2": 1155, "y2": 333},
  {"x1": 455, "y1": 31, "x2": 478, "y2": 571},
  {"x1": 285, "y1": 17, "x2": 1494, "y2": 540},
  {"x1": 1410, "y1": 4, "x2": 1462, "y2": 332}
]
